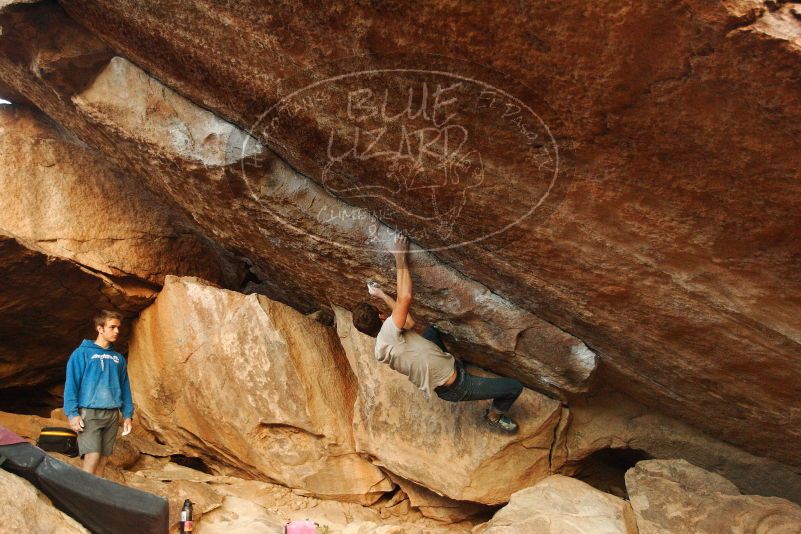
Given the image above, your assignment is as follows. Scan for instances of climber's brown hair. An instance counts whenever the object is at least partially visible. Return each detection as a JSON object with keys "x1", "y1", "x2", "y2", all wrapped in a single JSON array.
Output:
[
  {"x1": 352, "y1": 302, "x2": 382, "y2": 337},
  {"x1": 94, "y1": 309, "x2": 123, "y2": 329}
]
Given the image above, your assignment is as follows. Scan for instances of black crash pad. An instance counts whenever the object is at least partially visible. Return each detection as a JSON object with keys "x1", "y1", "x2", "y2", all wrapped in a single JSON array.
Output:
[{"x1": 0, "y1": 427, "x2": 168, "y2": 534}]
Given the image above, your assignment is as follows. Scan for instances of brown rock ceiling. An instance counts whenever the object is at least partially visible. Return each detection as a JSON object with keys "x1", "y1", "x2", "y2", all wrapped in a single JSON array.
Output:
[{"x1": 0, "y1": 0, "x2": 798, "y2": 469}]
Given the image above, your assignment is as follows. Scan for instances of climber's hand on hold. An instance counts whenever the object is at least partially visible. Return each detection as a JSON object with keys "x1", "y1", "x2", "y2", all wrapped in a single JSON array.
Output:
[
  {"x1": 367, "y1": 280, "x2": 383, "y2": 298},
  {"x1": 390, "y1": 234, "x2": 409, "y2": 260}
]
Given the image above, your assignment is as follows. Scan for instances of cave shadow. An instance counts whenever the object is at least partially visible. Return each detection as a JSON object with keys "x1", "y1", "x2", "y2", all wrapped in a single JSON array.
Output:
[{"x1": 568, "y1": 447, "x2": 653, "y2": 499}]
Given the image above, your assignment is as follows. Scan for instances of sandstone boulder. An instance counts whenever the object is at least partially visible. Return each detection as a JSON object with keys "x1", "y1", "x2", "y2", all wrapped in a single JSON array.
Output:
[
  {"x1": 0, "y1": 102, "x2": 243, "y2": 402},
  {"x1": 0, "y1": 468, "x2": 89, "y2": 533},
  {"x1": 0, "y1": 104, "x2": 240, "y2": 287},
  {"x1": 625, "y1": 459, "x2": 801, "y2": 533},
  {"x1": 389, "y1": 474, "x2": 488, "y2": 523},
  {"x1": 120, "y1": 461, "x2": 471, "y2": 533},
  {"x1": 128, "y1": 276, "x2": 391, "y2": 504},
  {"x1": 196, "y1": 496, "x2": 285, "y2": 534},
  {"x1": 1, "y1": 0, "x2": 800, "y2": 475},
  {"x1": 0, "y1": 410, "x2": 71, "y2": 442},
  {"x1": 0, "y1": 0, "x2": 596, "y2": 403},
  {"x1": 36, "y1": 0, "x2": 801, "y2": 468},
  {"x1": 560, "y1": 390, "x2": 801, "y2": 504},
  {"x1": 342, "y1": 523, "x2": 433, "y2": 534},
  {"x1": 122, "y1": 464, "x2": 224, "y2": 529},
  {"x1": 480, "y1": 475, "x2": 637, "y2": 534},
  {"x1": 335, "y1": 306, "x2": 568, "y2": 505},
  {"x1": 71, "y1": 52, "x2": 597, "y2": 398},
  {"x1": 210, "y1": 477, "x2": 382, "y2": 528}
]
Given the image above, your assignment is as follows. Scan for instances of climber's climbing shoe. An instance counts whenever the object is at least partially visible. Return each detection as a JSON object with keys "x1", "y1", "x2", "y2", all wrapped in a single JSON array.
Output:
[{"x1": 485, "y1": 409, "x2": 519, "y2": 433}]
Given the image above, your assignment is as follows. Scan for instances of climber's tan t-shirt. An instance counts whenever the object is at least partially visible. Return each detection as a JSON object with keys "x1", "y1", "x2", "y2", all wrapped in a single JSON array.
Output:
[{"x1": 374, "y1": 317, "x2": 455, "y2": 398}]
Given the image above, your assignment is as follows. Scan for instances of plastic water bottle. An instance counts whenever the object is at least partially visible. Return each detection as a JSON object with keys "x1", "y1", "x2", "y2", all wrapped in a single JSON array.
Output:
[{"x1": 179, "y1": 499, "x2": 194, "y2": 533}]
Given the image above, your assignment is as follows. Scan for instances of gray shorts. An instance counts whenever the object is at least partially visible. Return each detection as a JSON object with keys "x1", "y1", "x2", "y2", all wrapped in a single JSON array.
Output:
[{"x1": 77, "y1": 408, "x2": 120, "y2": 457}]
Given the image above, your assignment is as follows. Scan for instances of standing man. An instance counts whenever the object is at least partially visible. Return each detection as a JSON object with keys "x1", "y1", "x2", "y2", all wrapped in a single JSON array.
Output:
[
  {"x1": 63, "y1": 310, "x2": 133, "y2": 476},
  {"x1": 352, "y1": 235, "x2": 523, "y2": 433}
]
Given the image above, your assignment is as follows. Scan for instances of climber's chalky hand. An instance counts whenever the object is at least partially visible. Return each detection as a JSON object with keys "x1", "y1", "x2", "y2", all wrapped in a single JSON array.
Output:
[{"x1": 367, "y1": 280, "x2": 383, "y2": 297}]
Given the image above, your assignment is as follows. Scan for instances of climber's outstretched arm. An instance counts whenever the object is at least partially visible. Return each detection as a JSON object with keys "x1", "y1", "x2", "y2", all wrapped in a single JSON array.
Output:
[
  {"x1": 391, "y1": 234, "x2": 413, "y2": 330},
  {"x1": 369, "y1": 285, "x2": 416, "y2": 329}
]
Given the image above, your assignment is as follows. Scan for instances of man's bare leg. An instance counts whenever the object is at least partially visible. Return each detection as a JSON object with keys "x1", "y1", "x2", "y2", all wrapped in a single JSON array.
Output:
[
  {"x1": 96, "y1": 456, "x2": 109, "y2": 477},
  {"x1": 82, "y1": 452, "x2": 101, "y2": 475}
]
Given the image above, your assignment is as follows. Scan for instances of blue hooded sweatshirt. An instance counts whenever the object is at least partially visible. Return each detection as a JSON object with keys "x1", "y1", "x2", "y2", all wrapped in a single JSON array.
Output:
[{"x1": 63, "y1": 339, "x2": 134, "y2": 419}]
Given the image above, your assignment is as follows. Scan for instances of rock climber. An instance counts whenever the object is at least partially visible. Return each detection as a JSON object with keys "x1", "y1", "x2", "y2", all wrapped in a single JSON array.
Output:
[
  {"x1": 352, "y1": 234, "x2": 523, "y2": 433},
  {"x1": 64, "y1": 309, "x2": 134, "y2": 477}
]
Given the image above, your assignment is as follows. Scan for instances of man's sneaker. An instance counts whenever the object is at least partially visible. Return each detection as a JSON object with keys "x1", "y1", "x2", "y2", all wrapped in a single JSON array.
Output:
[{"x1": 485, "y1": 409, "x2": 518, "y2": 433}]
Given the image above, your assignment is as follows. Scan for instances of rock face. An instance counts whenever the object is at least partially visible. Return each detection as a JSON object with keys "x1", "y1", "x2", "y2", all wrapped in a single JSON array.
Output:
[
  {"x1": 561, "y1": 390, "x2": 801, "y2": 504},
  {"x1": 0, "y1": 104, "x2": 239, "y2": 287},
  {"x1": 0, "y1": 410, "x2": 75, "y2": 442},
  {"x1": 335, "y1": 305, "x2": 568, "y2": 505},
  {"x1": 121, "y1": 464, "x2": 225, "y2": 530},
  {"x1": 388, "y1": 475, "x2": 488, "y2": 523},
  {"x1": 0, "y1": 102, "x2": 242, "y2": 403},
  {"x1": 69, "y1": 51, "x2": 598, "y2": 396},
  {"x1": 0, "y1": 0, "x2": 598, "y2": 401},
  {"x1": 129, "y1": 463, "x2": 469, "y2": 534},
  {"x1": 128, "y1": 276, "x2": 391, "y2": 504},
  {"x1": 0, "y1": 236, "x2": 144, "y2": 393},
  {"x1": 0, "y1": 0, "x2": 798, "y2": 485},
  {"x1": 626, "y1": 459, "x2": 801, "y2": 534},
  {"x1": 22, "y1": 0, "x2": 796, "y2": 467},
  {"x1": 480, "y1": 475, "x2": 638, "y2": 534},
  {"x1": 0, "y1": 468, "x2": 89, "y2": 534},
  {"x1": 129, "y1": 276, "x2": 572, "y2": 509},
  {"x1": 1, "y1": 407, "x2": 467, "y2": 533}
]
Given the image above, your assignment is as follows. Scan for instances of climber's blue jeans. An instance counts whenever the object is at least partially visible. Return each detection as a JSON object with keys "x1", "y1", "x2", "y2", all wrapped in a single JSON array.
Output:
[{"x1": 423, "y1": 325, "x2": 524, "y2": 413}]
